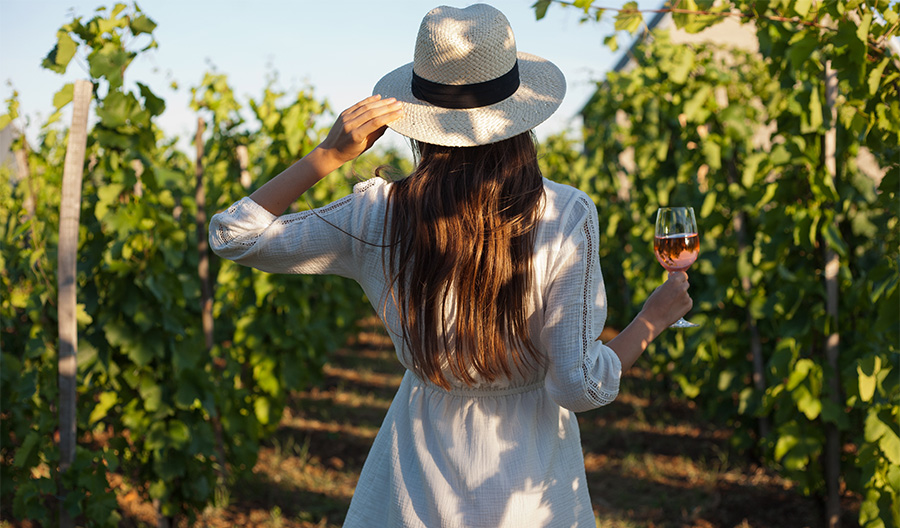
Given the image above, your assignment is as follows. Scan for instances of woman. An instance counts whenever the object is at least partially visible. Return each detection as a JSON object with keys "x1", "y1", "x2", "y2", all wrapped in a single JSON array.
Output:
[{"x1": 210, "y1": 4, "x2": 692, "y2": 526}]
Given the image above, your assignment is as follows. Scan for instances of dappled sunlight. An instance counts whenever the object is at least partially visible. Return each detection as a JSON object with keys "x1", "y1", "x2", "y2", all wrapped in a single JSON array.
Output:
[
  {"x1": 320, "y1": 364, "x2": 404, "y2": 392},
  {"x1": 280, "y1": 415, "x2": 379, "y2": 442}
]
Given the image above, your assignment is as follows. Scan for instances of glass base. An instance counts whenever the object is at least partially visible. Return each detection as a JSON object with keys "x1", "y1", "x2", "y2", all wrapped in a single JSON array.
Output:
[{"x1": 670, "y1": 317, "x2": 699, "y2": 328}]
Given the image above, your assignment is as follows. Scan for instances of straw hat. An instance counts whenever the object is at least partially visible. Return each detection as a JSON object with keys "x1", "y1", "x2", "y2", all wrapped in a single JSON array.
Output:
[{"x1": 373, "y1": 4, "x2": 566, "y2": 147}]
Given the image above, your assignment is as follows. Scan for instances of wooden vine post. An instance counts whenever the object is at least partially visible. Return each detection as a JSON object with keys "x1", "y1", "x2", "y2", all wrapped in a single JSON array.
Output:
[
  {"x1": 195, "y1": 117, "x2": 214, "y2": 349},
  {"x1": 237, "y1": 144, "x2": 251, "y2": 189},
  {"x1": 822, "y1": 58, "x2": 842, "y2": 528},
  {"x1": 57, "y1": 79, "x2": 93, "y2": 528}
]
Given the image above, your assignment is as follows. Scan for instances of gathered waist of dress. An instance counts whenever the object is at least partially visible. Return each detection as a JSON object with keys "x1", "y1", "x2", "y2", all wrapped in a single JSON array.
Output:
[{"x1": 404, "y1": 370, "x2": 546, "y2": 398}]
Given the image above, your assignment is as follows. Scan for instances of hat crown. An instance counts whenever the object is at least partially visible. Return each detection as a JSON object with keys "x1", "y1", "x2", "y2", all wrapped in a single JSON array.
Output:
[{"x1": 413, "y1": 4, "x2": 517, "y2": 86}]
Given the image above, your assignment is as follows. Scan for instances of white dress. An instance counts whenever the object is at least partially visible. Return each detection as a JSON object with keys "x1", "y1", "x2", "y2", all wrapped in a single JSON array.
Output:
[{"x1": 209, "y1": 177, "x2": 622, "y2": 528}]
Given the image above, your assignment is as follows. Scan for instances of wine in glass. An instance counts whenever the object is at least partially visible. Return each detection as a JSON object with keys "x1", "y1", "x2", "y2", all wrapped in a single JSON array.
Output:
[{"x1": 654, "y1": 207, "x2": 699, "y2": 328}]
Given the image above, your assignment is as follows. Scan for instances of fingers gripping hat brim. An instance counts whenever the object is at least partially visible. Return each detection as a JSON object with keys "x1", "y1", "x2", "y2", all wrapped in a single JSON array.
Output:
[{"x1": 373, "y1": 52, "x2": 566, "y2": 147}]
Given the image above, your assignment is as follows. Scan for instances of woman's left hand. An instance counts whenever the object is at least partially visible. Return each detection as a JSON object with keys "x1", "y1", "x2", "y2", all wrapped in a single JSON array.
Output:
[{"x1": 316, "y1": 95, "x2": 404, "y2": 167}]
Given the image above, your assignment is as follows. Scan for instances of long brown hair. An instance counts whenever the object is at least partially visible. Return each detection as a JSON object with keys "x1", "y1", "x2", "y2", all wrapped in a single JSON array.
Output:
[{"x1": 384, "y1": 132, "x2": 546, "y2": 389}]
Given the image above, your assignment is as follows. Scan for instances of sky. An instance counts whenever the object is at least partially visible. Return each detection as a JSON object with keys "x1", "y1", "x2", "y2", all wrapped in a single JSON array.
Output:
[{"x1": 0, "y1": 0, "x2": 651, "y2": 154}]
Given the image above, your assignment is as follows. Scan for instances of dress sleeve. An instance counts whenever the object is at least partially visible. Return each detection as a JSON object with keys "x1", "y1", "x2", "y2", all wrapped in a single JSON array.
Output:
[
  {"x1": 540, "y1": 194, "x2": 622, "y2": 412},
  {"x1": 208, "y1": 179, "x2": 385, "y2": 280}
]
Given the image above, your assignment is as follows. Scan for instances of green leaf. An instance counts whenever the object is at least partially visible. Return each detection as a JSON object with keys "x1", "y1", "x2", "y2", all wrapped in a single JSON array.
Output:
[
  {"x1": 129, "y1": 14, "x2": 157, "y2": 35},
  {"x1": 95, "y1": 183, "x2": 124, "y2": 220},
  {"x1": 741, "y1": 153, "x2": 765, "y2": 188},
  {"x1": 884, "y1": 6, "x2": 899, "y2": 26},
  {"x1": 684, "y1": 85, "x2": 712, "y2": 122},
  {"x1": 822, "y1": 223, "x2": 848, "y2": 258},
  {"x1": 137, "y1": 82, "x2": 165, "y2": 116},
  {"x1": 820, "y1": 399, "x2": 850, "y2": 429},
  {"x1": 75, "y1": 303, "x2": 93, "y2": 326},
  {"x1": 139, "y1": 375, "x2": 163, "y2": 412},
  {"x1": 888, "y1": 465, "x2": 900, "y2": 493},
  {"x1": 254, "y1": 396, "x2": 271, "y2": 425},
  {"x1": 89, "y1": 391, "x2": 119, "y2": 424},
  {"x1": 13, "y1": 432, "x2": 41, "y2": 468},
  {"x1": 787, "y1": 358, "x2": 815, "y2": 390},
  {"x1": 614, "y1": 2, "x2": 642, "y2": 33},
  {"x1": 881, "y1": 427, "x2": 900, "y2": 466},
  {"x1": 666, "y1": 47, "x2": 694, "y2": 85},
  {"x1": 88, "y1": 42, "x2": 134, "y2": 90},
  {"x1": 604, "y1": 34, "x2": 618, "y2": 52},
  {"x1": 787, "y1": 31, "x2": 818, "y2": 72},
  {"x1": 53, "y1": 83, "x2": 74, "y2": 110},
  {"x1": 795, "y1": 385, "x2": 821, "y2": 420},
  {"x1": 167, "y1": 420, "x2": 190, "y2": 447},
  {"x1": 774, "y1": 423, "x2": 800, "y2": 461},
  {"x1": 802, "y1": 84, "x2": 823, "y2": 133},
  {"x1": 41, "y1": 31, "x2": 77, "y2": 74},
  {"x1": 127, "y1": 339, "x2": 156, "y2": 367},
  {"x1": 700, "y1": 191, "x2": 716, "y2": 218},
  {"x1": 865, "y1": 409, "x2": 890, "y2": 443},
  {"x1": 103, "y1": 449, "x2": 120, "y2": 472},
  {"x1": 702, "y1": 140, "x2": 721, "y2": 170},
  {"x1": 533, "y1": 0, "x2": 551, "y2": 20},
  {"x1": 868, "y1": 57, "x2": 890, "y2": 96},
  {"x1": 870, "y1": 264, "x2": 899, "y2": 303},
  {"x1": 148, "y1": 480, "x2": 168, "y2": 500},
  {"x1": 175, "y1": 381, "x2": 202, "y2": 409},
  {"x1": 857, "y1": 356, "x2": 882, "y2": 402},
  {"x1": 717, "y1": 370, "x2": 736, "y2": 391},
  {"x1": 672, "y1": 0, "x2": 725, "y2": 33},
  {"x1": 793, "y1": 0, "x2": 812, "y2": 16},
  {"x1": 856, "y1": 11, "x2": 872, "y2": 44}
]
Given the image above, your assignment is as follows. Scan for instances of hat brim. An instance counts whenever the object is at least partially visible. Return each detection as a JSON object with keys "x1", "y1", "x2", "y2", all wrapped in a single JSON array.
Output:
[{"x1": 373, "y1": 52, "x2": 566, "y2": 147}]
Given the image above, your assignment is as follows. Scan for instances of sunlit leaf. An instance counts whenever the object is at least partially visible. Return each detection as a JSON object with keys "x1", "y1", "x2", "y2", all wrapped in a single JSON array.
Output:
[
  {"x1": 868, "y1": 57, "x2": 890, "y2": 96},
  {"x1": 604, "y1": 34, "x2": 618, "y2": 52},
  {"x1": 53, "y1": 83, "x2": 74, "y2": 110},
  {"x1": 614, "y1": 1, "x2": 642, "y2": 33},
  {"x1": 793, "y1": 0, "x2": 813, "y2": 17},
  {"x1": 89, "y1": 391, "x2": 118, "y2": 424}
]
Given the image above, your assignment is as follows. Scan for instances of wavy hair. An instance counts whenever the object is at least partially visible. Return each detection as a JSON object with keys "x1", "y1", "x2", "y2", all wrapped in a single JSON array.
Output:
[{"x1": 384, "y1": 132, "x2": 546, "y2": 389}]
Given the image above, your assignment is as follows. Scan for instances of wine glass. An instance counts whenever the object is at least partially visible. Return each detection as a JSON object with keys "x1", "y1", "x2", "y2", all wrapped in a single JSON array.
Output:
[{"x1": 654, "y1": 207, "x2": 699, "y2": 328}]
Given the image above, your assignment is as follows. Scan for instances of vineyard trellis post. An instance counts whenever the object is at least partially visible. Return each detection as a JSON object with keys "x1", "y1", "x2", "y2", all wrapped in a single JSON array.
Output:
[
  {"x1": 57, "y1": 78, "x2": 92, "y2": 528},
  {"x1": 195, "y1": 117, "x2": 214, "y2": 350},
  {"x1": 237, "y1": 144, "x2": 251, "y2": 190},
  {"x1": 132, "y1": 159, "x2": 144, "y2": 198},
  {"x1": 822, "y1": 58, "x2": 842, "y2": 528}
]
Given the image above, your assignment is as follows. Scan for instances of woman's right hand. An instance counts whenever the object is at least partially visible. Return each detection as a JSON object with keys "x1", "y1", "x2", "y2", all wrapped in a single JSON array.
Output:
[
  {"x1": 605, "y1": 271, "x2": 694, "y2": 372},
  {"x1": 640, "y1": 271, "x2": 693, "y2": 329},
  {"x1": 247, "y1": 95, "x2": 403, "y2": 216},
  {"x1": 316, "y1": 95, "x2": 404, "y2": 168}
]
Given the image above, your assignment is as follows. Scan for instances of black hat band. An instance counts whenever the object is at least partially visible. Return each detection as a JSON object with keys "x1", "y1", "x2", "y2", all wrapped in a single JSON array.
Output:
[{"x1": 411, "y1": 61, "x2": 520, "y2": 109}]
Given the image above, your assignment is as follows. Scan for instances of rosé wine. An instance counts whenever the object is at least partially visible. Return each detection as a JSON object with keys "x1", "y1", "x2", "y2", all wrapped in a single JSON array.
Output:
[{"x1": 654, "y1": 233, "x2": 699, "y2": 272}]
